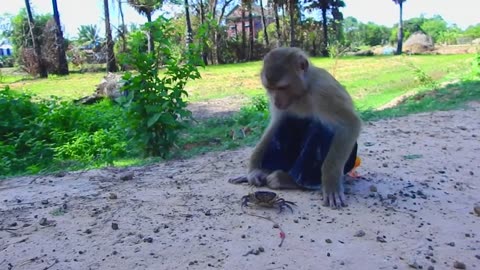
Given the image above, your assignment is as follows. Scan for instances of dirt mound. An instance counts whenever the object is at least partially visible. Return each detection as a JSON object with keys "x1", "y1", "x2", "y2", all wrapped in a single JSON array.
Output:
[
  {"x1": 1, "y1": 102, "x2": 479, "y2": 270},
  {"x1": 404, "y1": 31, "x2": 434, "y2": 54}
]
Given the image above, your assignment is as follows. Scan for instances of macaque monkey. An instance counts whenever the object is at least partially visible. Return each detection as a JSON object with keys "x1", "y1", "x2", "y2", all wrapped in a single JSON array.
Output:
[{"x1": 230, "y1": 47, "x2": 361, "y2": 208}]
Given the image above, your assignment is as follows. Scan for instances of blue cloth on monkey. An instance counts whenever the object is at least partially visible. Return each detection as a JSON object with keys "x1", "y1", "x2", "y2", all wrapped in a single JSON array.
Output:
[{"x1": 260, "y1": 115, "x2": 358, "y2": 190}]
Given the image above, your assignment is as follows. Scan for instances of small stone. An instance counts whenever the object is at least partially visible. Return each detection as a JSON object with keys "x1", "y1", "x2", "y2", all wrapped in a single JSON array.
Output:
[
  {"x1": 369, "y1": 185, "x2": 378, "y2": 192},
  {"x1": 475, "y1": 254, "x2": 480, "y2": 260},
  {"x1": 327, "y1": 252, "x2": 331, "y2": 257},
  {"x1": 382, "y1": 163, "x2": 388, "y2": 168},
  {"x1": 41, "y1": 199, "x2": 49, "y2": 205},
  {"x1": 241, "y1": 234, "x2": 246, "y2": 239},
  {"x1": 447, "y1": 242, "x2": 455, "y2": 247},
  {"x1": 293, "y1": 219, "x2": 299, "y2": 223},
  {"x1": 143, "y1": 237, "x2": 153, "y2": 243},
  {"x1": 427, "y1": 266, "x2": 434, "y2": 270},
  {"x1": 204, "y1": 210, "x2": 212, "y2": 216},
  {"x1": 84, "y1": 228, "x2": 92, "y2": 234},
  {"x1": 376, "y1": 236, "x2": 386, "y2": 243},
  {"x1": 354, "y1": 230, "x2": 366, "y2": 237},
  {"x1": 474, "y1": 206, "x2": 480, "y2": 216},
  {"x1": 258, "y1": 247, "x2": 265, "y2": 253},
  {"x1": 39, "y1": 218, "x2": 48, "y2": 226},
  {"x1": 119, "y1": 172, "x2": 134, "y2": 181},
  {"x1": 453, "y1": 261, "x2": 466, "y2": 269},
  {"x1": 111, "y1": 223, "x2": 119, "y2": 230},
  {"x1": 153, "y1": 227, "x2": 160, "y2": 233},
  {"x1": 408, "y1": 261, "x2": 420, "y2": 269},
  {"x1": 325, "y1": 239, "x2": 332, "y2": 244},
  {"x1": 9, "y1": 222, "x2": 17, "y2": 227},
  {"x1": 109, "y1": 193, "x2": 118, "y2": 200}
]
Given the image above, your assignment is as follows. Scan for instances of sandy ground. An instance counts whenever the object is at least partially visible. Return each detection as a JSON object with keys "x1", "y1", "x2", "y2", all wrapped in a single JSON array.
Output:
[{"x1": 1, "y1": 102, "x2": 480, "y2": 270}]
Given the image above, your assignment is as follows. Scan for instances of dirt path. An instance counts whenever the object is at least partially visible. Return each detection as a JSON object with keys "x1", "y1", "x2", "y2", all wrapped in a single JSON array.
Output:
[{"x1": 1, "y1": 102, "x2": 479, "y2": 270}]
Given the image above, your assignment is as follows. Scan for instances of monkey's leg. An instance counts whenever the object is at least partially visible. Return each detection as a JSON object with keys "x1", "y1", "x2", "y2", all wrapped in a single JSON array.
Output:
[
  {"x1": 247, "y1": 118, "x2": 283, "y2": 186},
  {"x1": 266, "y1": 170, "x2": 299, "y2": 189}
]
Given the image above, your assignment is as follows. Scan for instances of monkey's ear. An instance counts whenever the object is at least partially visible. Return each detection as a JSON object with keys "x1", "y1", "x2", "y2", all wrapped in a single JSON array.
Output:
[{"x1": 298, "y1": 55, "x2": 309, "y2": 71}]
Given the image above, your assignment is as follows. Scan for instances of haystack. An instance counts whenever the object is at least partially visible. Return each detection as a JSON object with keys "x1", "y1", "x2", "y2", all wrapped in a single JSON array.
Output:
[{"x1": 404, "y1": 31, "x2": 434, "y2": 54}]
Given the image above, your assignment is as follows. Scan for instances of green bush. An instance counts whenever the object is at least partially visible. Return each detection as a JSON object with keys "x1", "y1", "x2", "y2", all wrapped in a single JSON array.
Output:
[
  {"x1": 117, "y1": 16, "x2": 205, "y2": 157},
  {"x1": 0, "y1": 87, "x2": 129, "y2": 176}
]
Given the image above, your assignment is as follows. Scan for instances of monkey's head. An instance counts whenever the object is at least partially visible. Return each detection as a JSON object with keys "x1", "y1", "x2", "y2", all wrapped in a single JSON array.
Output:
[{"x1": 260, "y1": 47, "x2": 310, "y2": 110}]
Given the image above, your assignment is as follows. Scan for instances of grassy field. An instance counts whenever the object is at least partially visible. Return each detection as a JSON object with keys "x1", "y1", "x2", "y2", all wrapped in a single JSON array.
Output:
[{"x1": 0, "y1": 54, "x2": 475, "y2": 109}]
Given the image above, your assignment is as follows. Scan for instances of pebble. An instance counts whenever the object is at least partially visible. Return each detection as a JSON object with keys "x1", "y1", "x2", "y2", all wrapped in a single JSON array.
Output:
[
  {"x1": 41, "y1": 199, "x2": 49, "y2": 205},
  {"x1": 143, "y1": 237, "x2": 153, "y2": 243},
  {"x1": 453, "y1": 261, "x2": 466, "y2": 269},
  {"x1": 325, "y1": 239, "x2": 332, "y2": 244},
  {"x1": 84, "y1": 229, "x2": 92, "y2": 234},
  {"x1": 475, "y1": 254, "x2": 480, "y2": 260},
  {"x1": 427, "y1": 266, "x2": 434, "y2": 270},
  {"x1": 39, "y1": 218, "x2": 48, "y2": 226},
  {"x1": 474, "y1": 206, "x2": 480, "y2": 216},
  {"x1": 370, "y1": 185, "x2": 378, "y2": 192},
  {"x1": 119, "y1": 172, "x2": 134, "y2": 181},
  {"x1": 447, "y1": 242, "x2": 455, "y2": 247},
  {"x1": 111, "y1": 223, "x2": 119, "y2": 230},
  {"x1": 9, "y1": 222, "x2": 17, "y2": 227},
  {"x1": 109, "y1": 193, "x2": 118, "y2": 200},
  {"x1": 376, "y1": 236, "x2": 386, "y2": 243},
  {"x1": 354, "y1": 230, "x2": 366, "y2": 237}
]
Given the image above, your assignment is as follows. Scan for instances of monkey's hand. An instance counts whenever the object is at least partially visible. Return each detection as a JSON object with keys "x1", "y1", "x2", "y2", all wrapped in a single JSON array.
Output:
[
  {"x1": 247, "y1": 169, "x2": 269, "y2": 186},
  {"x1": 321, "y1": 168, "x2": 347, "y2": 208}
]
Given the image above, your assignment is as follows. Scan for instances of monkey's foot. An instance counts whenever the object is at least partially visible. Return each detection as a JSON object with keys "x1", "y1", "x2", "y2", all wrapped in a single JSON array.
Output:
[
  {"x1": 322, "y1": 191, "x2": 347, "y2": 209},
  {"x1": 247, "y1": 169, "x2": 268, "y2": 186},
  {"x1": 228, "y1": 176, "x2": 248, "y2": 184}
]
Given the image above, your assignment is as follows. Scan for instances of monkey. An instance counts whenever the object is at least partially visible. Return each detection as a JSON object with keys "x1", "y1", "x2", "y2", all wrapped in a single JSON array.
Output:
[{"x1": 229, "y1": 47, "x2": 361, "y2": 208}]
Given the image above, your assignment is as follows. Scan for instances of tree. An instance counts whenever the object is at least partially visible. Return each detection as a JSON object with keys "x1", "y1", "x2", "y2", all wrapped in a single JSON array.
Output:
[
  {"x1": 127, "y1": 0, "x2": 163, "y2": 53},
  {"x1": 77, "y1": 25, "x2": 102, "y2": 47},
  {"x1": 51, "y1": 0, "x2": 68, "y2": 75},
  {"x1": 271, "y1": 0, "x2": 282, "y2": 46},
  {"x1": 392, "y1": 0, "x2": 406, "y2": 55},
  {"x1": 288, "y1": 0, "x2": 296, "y2": 47},
  {"x1": 247, "y1": 1, "x2": 254, "y2": 59},
  {"x1": 259, "y1": 0, "x2": 269, "y2": 46},
  {"x1": 184, "y1": 0, "x2": 193, "y2": 45},
  {"x1": 104, "y1": 0, "x2": 118, "y2": 72},
  {"x1": 24, "y1": 0, "x2": 48, "y2": 78}
]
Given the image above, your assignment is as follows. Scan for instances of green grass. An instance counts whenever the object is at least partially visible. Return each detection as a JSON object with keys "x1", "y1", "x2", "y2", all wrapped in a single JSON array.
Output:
[{"x1": 0, "y1": 54, "x2": 474, "y2": 107}]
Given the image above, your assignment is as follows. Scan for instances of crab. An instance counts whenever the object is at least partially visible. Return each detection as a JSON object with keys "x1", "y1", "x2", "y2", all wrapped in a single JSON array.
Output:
[{"x1": 241, "y1": 191, "x2": 296, "y2": 213}]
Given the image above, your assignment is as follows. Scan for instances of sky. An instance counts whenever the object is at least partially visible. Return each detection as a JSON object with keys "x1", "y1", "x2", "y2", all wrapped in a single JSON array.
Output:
[{"x1": 0, "y1": 0, "x2": 478, "y2": 39}]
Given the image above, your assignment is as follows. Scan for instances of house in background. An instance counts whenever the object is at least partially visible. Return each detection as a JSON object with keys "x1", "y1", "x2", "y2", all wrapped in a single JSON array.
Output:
[
  {"x1": 225, "y1": 4, "x2": 275, "y2": 40},
  {"x1": 0, "y1": 39, "x2": 13, "y2": 56}
]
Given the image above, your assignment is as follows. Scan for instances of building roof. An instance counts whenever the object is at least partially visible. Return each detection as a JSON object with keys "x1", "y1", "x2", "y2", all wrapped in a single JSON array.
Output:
[{"x1": 225, "y1": 3, "x2": 274, "y2": 21}]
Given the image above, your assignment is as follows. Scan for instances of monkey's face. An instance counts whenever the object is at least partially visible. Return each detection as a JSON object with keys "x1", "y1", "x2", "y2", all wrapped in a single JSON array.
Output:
[{"x1": 260, "y1": 49, "x2": 309, "y2": 110}]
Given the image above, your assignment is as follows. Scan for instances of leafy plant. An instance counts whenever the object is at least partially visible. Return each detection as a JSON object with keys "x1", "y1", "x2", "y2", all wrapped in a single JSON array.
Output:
[{"x1": 117, "y1": 16, "x2": 205, "y2": 157}]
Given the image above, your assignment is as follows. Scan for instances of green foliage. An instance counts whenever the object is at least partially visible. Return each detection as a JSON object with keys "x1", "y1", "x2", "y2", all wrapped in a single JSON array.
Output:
[
  {"x1": 117, "y1": 16, "x2": 204, "y2": 157},
  {"x1": 10, "y1": 9, "x2": 51, "y2": 61},
  {"x1": 403, "y1": 57, "x2": 439, "y2": 89},
  {"x1": 0, "y1": 87, "x2": 129, "y2": 176},
  {"x1": 463, "y1": 24, "x2": 480, "y2": 39},
  {"x1": 472, "y1": 51, "x2": 480, "y2": 77},
  {"x1": 76, "y1": 24, "x2": 103, "y2": 47}
]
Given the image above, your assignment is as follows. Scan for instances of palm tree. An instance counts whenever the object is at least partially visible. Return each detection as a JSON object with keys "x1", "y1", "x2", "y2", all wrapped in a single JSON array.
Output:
[
  {"x1": 24, "y1": 0, "x2": 48, "y2": 78},
  {"x1": 247, "y1": 1, "x2": 254, "y2": 59},
  {"x1": 104, "y1": 0, "x2": 117, "y2": 72},
  {"x1": 288, "y1": 0, "x2": 296, "y2": 47},
  {"x1": 51, "y1": 0, "x2": 69, "y2": 75},
  {"x1": 259, "y1": 0, "x2": 269, "y2": 46},
  {"x1": 127, "y1": 0, "x2": 164, "y2": 53},
  {"x1": 270, "y1": 0, "x2": 282, "y2": 46},
  {"x1": 184, "y1": 0, "x2": 193, "y2": 45},
  {"x1": 77, "y1": 25, "x2": 102, "y2": 47},
  {"x1": 241, "y1": 4, "x2": 247, "y2": 60},
  {"x1": 393, "y1": 0, "x2": 406, "y2": 54}
]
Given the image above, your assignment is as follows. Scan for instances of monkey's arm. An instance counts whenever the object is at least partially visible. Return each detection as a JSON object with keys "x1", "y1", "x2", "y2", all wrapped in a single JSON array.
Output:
[{"x1": 321, "y1": 108, "x2": 361, "y2": 208}]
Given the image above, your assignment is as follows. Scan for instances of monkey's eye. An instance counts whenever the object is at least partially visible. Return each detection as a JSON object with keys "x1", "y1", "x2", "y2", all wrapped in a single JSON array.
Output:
[{"x1": 277, "y1": 85, "x2": 288, "y2": 91}]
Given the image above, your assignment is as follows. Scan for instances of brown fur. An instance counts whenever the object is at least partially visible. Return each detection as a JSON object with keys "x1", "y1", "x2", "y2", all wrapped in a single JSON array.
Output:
[{"x1": 248, "y1": 47, "x2": 362, "y2": 208}]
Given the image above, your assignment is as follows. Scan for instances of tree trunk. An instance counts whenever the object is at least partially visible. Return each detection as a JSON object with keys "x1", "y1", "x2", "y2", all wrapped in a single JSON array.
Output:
[
  {"x1": 248, "y1": 2, "x2": 254, "y2": 60},
  {"x1": 321, "y1": 8, "x2": 328, "y2": 56},
  {"x1": 51, "y1": 0, "x2": 69, "y2": 75},
  {"x1": 241, "y1": 8, "x2": 247, "y2": 61},
  {"x1": 273, "y1": 1, "x2": 282, "y2": 46},
  {"x1": 25, "y1": 0, "x2": 48, "y2": 78},
  {"x1": 199, "y1": 0, "x2": 208, "y2": 65},
  {"x1": 146, "y1": 12, "x2": 154, "y2": 54},
  {"x1": 260, "y1": 0, "x2": 269, "y2": 46},
  {"x1": 184, "y1": 0, "x2": 193, "y2": 45},
  {"x1": 118, "y1": 0, "x2": 127, "y2": 53},
  {"x1": 104, "y1": 0, "x2": 117, "y2": 72},
  {"x1": 396, "y1": 1, "x2": 403, "y2": 55},
  {"x1": 288, "y1": 0, "x2": 295, "y2": 47}
]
